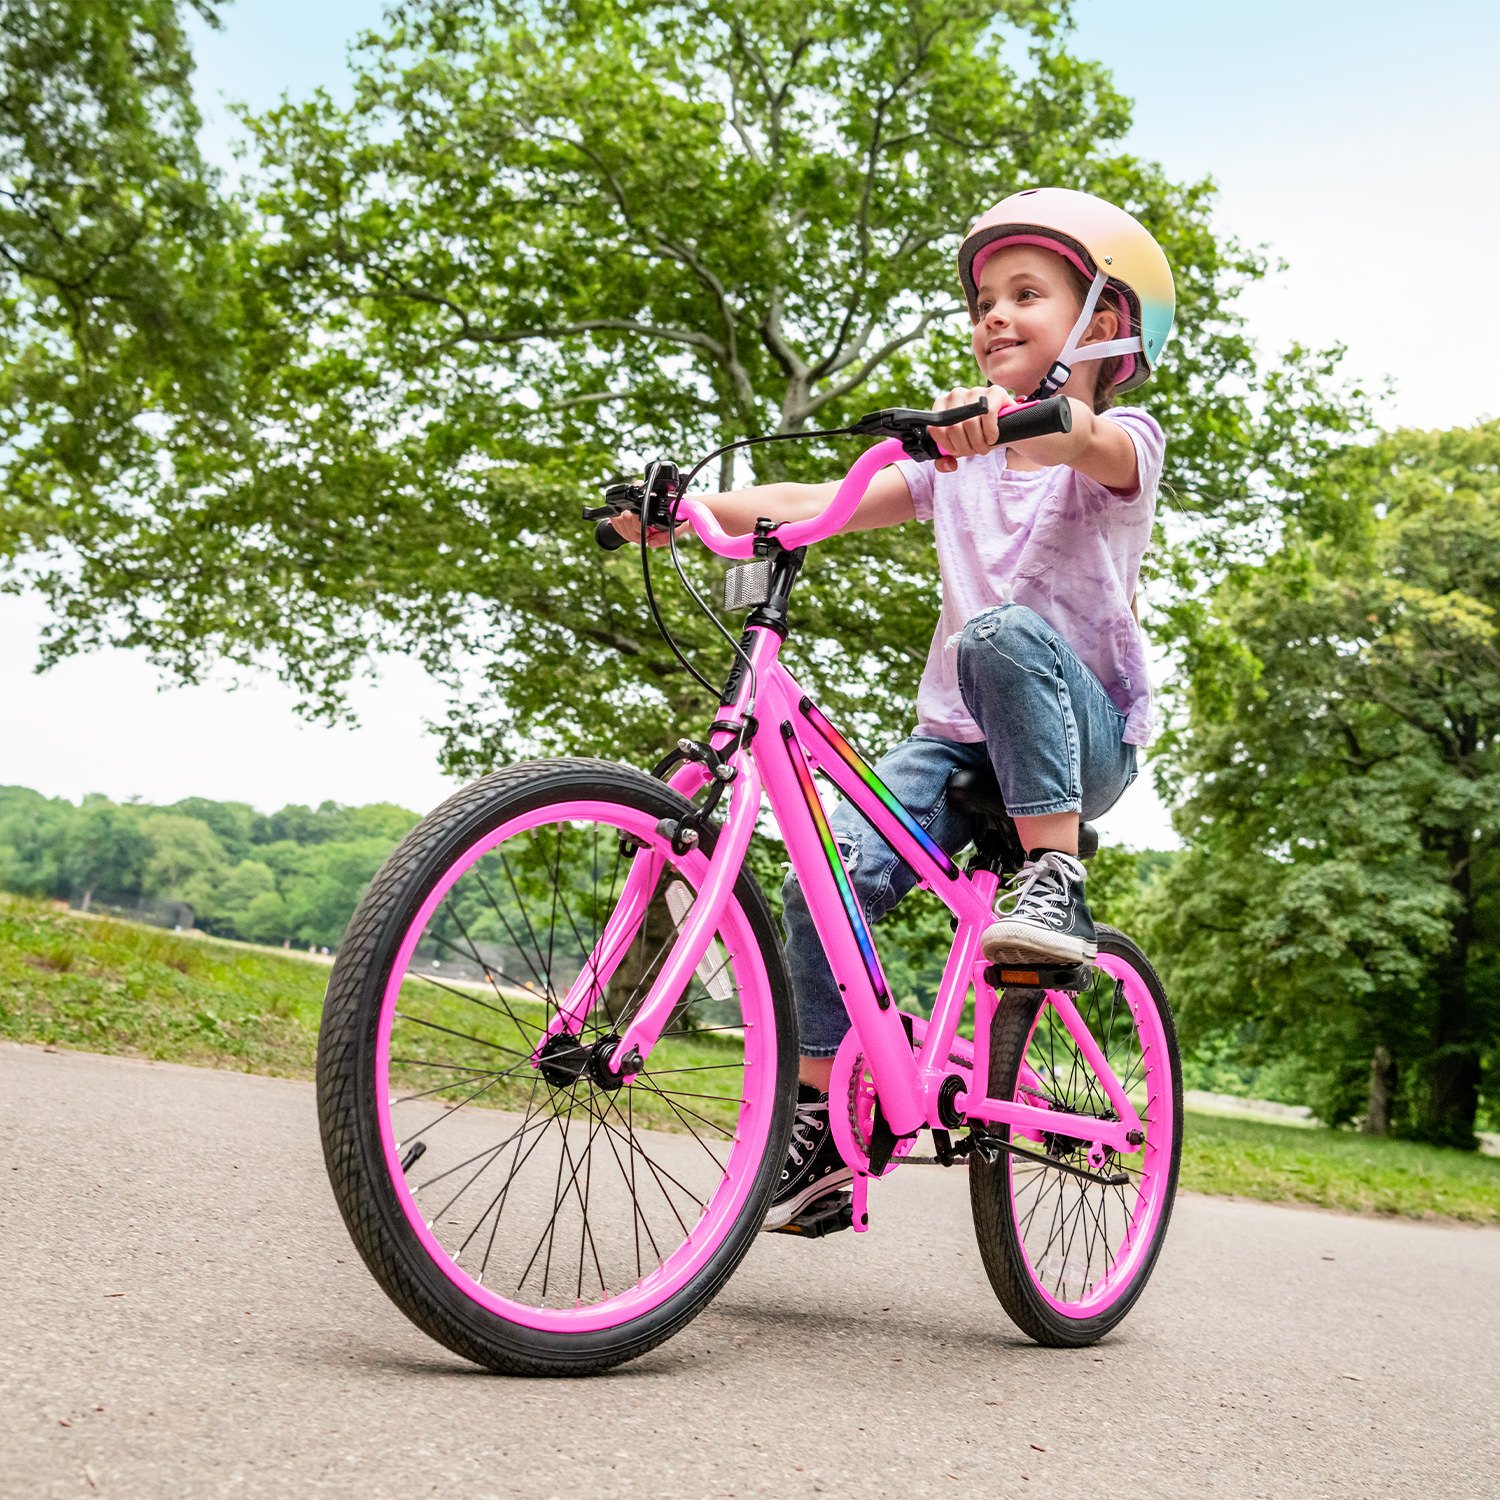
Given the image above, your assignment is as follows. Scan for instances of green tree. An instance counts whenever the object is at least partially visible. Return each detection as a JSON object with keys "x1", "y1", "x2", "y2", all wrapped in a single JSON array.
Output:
[
  {"x1": 240, "y1": 888, "x2": 290, "y2": 946},
  {"x1": 64, "y1": 801, "x2": 150, "y2": 909},
  {"x1": 0, "y1": 1, "x2": 243, "y2": 605},
  {"x1": 4, "y1": 0, "x2": 1354, "y2": 777},
  {"x1": 0, "y1": 786, "x2": 78, "y2": 896},
  {"x1": 1144, "y1": 423, "x2": 1500, "y2": 1147},
  {"x1": 200, "y1": 856, "x2": 278, "y2": 937},
  {"x1": 274, "y1": 836, "x2": 393, "y2": 947},
  {"x1": 169, "y1": 796, "x2": 258, "y2": 862},
  {"x1": 138, "y1": 811, "x2": 230, "y2": 912}
]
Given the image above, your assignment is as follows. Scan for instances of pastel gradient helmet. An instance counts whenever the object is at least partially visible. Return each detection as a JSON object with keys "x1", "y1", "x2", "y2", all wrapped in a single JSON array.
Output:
[{"x1": 957, "y1": 186, "x2": 1176, "y2": 397}]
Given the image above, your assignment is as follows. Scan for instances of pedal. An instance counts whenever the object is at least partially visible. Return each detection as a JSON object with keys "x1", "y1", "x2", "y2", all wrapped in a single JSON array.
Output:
[
  {"x1": 768, "y1": 1192, "x2": 854, "y2": 1238},
  {"x1": 982, "y1": 961, "x2": 1092, "y2": 991}
]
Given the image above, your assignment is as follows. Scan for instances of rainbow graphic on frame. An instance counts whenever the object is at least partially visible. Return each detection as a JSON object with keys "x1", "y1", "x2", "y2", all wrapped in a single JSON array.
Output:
[{"x1": 799, "y1": 698, "x2": 959, "y2": 880}]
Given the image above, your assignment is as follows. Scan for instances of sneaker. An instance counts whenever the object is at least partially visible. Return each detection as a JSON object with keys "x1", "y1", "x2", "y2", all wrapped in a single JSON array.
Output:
[
  {"x1": 980, "y1": 849, "x2": 1097, "y2": 966},
  {"x1": 762, "y1": 1083, "x2": 854, "y2": 1231}
]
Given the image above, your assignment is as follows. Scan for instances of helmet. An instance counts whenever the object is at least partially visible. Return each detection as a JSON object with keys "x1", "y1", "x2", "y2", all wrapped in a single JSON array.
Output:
[{"x1": 957, "y1": 187, "x2": 1175, "y2": 396}]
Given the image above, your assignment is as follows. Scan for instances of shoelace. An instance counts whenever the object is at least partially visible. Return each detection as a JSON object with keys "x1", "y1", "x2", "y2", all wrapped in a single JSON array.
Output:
[
  {"x1": 787, "y1": 1097, "x2": 826, "y2": 1166},
  {"x1": 994, "y1": 849, "x2": 1087, "y2": 923}
]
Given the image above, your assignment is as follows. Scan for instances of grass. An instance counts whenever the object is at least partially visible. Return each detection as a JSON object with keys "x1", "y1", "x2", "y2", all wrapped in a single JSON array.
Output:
[
  {"x1": 0, "y1": 895, "x2": 747, "y2": 1135},
  {"x1": 4, "y1": 895, "x2": 1498, "y2": 1223},
  {"x1": 1179, "y1": 1112, "x2": 1500, "y2": 1224}
]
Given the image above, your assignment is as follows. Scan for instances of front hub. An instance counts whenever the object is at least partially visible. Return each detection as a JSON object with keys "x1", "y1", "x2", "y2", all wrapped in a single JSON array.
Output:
[{"x1": 534, "y1": 1032, "x2": 641, "y2": 1092}]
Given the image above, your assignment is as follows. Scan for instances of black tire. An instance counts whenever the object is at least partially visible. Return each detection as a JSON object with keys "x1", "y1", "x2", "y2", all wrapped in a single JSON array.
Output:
[
  {"x1": 316, "y1": 757, "x2": 798, "y2": 1375},
  {"x1": 969, "y1": 925, "x2": 1182, "y2": 1347}
]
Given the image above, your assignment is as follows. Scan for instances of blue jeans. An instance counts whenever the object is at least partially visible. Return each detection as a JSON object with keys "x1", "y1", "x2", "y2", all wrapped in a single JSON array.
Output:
[{"x1": 781, "y1": 604, "x2": 1138, "y2": 1056}]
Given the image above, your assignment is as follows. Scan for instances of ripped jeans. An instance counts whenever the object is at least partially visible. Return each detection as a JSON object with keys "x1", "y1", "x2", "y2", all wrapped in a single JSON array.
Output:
[{"x1": 780, "y1": 604, "x2": 1139, "y2": 1056}]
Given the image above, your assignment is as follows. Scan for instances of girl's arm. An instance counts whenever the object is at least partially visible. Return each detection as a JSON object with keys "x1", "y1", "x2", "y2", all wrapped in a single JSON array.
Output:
[
  {"x1": 1007, "y1": 399, "x2": 1139, "y2": 491},
  {"x1": 612, "y1": 465, "x2": 915, "y2": 545}
]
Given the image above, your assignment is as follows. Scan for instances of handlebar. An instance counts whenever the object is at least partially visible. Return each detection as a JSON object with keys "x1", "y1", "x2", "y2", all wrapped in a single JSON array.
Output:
[{"x1": 593, "y1": 392, "x2": 1072, "y2": 560}]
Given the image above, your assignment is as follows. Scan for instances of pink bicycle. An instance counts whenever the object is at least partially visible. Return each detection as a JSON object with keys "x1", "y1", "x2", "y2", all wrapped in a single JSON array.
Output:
[{"x1": 316, "y1": 394, "x2": 1183, "y2": 1375}]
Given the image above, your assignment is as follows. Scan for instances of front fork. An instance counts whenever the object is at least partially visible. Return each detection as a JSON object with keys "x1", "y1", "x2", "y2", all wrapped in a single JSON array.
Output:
[{"x1": 531, "y1": 758, "x2": 761, "y2": 1078}]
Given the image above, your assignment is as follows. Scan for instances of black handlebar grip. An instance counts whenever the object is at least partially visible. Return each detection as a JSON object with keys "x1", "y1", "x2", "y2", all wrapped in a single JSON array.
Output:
[
  {"x1": 595, "y1": 518, "x2": 629, "y2": 551},
  {"x1": 993, "y1": 394, "x2": 1072, "y2": 444}
]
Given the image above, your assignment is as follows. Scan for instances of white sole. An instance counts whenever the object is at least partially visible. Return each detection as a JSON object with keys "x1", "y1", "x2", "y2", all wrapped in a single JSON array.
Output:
[
  {"x1": 761, "y1": 1167, "x2": 855, "y2": 1230},
  {"x1": 981, "y1": 920, "x2": 1096, "y2": 966}
]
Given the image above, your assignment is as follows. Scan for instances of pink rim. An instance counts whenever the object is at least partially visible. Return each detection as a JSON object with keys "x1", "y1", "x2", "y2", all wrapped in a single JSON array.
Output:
[
  {"x1": 374, "y1": 799, "x2": 779, "y2": 1333},
  {"x1": 1006, "y1": 950, "x2": 1175, "y2": 1319}
]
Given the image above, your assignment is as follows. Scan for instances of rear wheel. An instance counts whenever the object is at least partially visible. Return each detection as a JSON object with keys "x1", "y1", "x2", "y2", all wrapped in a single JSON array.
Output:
[
  {"x1": 317, "y1": 757, "x2": 797, "y2": 1374},
  {"x1": 969, "y1": 926, "x2": 1182, "y2": 1346}
]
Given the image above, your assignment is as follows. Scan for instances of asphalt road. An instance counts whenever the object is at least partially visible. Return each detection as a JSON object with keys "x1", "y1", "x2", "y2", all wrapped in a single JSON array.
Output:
[{"x1": 3, "y1": 1041, "x2": 1497, "y2": 1500}]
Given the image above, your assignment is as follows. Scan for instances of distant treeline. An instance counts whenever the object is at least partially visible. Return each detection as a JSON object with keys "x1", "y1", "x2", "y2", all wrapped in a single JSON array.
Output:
[{"x1": 0, "y1": 786, "x2": 419, "y2": 949}]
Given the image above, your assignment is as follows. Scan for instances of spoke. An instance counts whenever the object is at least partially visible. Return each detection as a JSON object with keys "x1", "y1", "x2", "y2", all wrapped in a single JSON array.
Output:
[
  {"x1": 391, "y1": 1055, "x2": 514, "y2": 1074},
  {"x1": 1037, "y1": 1174, "x2": 1070, "y2": 1289},
  {"x1": 440, "y1": 903, "x2": 546, "y2": 1043},
  {"x1": 548, "y1": 1089, "x2": 609, "y2": 1304},
  {"x1": 588, "y1": 1088, "x2": 706, "y2": 1227},
  {"x1": 1053, "y1": 1182, "x2": 1093, "y2": 1299},
  {"x1": 543, "y1": 823, "x2": 564, "y2": 995},
  {"x1": 593, "y1": 1086, "x2": 658, "y2": 1279},
  {"x1": 641, "y1": 1063, "x2": 746, "y2": 1076},
  {"x1": 394, "y1": 1009, "x2": 532, "y2": 1063},
  {"x1": 529, "y1": 1085, "x2": 584, "y2": 1300},
  {"x1": 1013, "y1": 1165, "x2": 1051, "y2": 1238},
  {"x1": 476, "y1": 1075, "x2": 550, "y2": 1277},
  {"x1": 401, "y1": 967, "x2": 542, "y2": 1030},
  {"x1": 429, "y1": 1122, "x2": 534, "y2": 1226},
  {"x1": 609, "y1": 879, "x2": 684, "y2": 1031},
  {"x1": 471, "y1": 860, "x2": 553, "y2": 1002},
  {"x1": 397, "y1": 1069, "x2": 517, "y2": 1151},
  {"x1": 633, "y1": 1074, "x2": 736, "y2": 1145},
  {"x1": 544, "y1": 842, "x2": 602, "y2": 984},
  {"x1": 395, "y1": 1068, "x2": 512, "y2": 1106},
  {"x1": 582, "y1": 827, "x2": 628, "y2": 1045},
  {"x1": 415, "y1": 1109, "x2": 552, "y2": 1197},
  {"x1": 498, "y1": 848, "x2": 556, "y2": 1004},
  {"x1": 637, "y1": 1083, "x2": 745, "y2": 1106}
]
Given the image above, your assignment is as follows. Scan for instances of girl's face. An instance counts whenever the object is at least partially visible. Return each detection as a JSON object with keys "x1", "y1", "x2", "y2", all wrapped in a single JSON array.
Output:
[{"x1": 970, "y1": 244, "x2": 1116, "y2": 398}]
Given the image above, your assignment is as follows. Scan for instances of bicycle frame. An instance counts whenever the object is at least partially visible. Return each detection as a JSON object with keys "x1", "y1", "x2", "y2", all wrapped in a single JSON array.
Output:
[{"x1": 540, "y1": 619, "x2": 1146, "y2": 1169}]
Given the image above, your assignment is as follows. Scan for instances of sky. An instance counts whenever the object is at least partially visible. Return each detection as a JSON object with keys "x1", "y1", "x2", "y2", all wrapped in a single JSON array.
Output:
[{"x1": 4, "y1": 0, "x2": 1498, "y2": 847}]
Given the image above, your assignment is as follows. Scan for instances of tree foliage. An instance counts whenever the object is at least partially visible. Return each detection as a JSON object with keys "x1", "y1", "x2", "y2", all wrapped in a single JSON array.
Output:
[
  {"x1": 0, "y1": 1, "x2": 243, "y2": 566},
  {"x1": 1, "y1": 0, "x2": 1354, "y2": 777},
  {"x1": 1142, "y1": 423, "x2": 1500, "y2": 1146},
  {"x1": 0, "y1": 785, "x2": 419, "y2": 949}
]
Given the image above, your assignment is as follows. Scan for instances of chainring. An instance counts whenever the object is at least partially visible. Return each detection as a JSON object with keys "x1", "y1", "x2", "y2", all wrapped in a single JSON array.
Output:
[{"x1": 827, "y1": 1013, "x2": 929, "y2": 1177}]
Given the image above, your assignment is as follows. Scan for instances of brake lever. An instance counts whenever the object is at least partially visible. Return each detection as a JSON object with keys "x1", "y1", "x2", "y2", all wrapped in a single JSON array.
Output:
[{"x1": 846, "y1": 398, "x2": 991, "y2": 461}]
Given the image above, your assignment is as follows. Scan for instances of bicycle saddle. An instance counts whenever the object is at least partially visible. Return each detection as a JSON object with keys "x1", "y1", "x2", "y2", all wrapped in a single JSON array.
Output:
[{"x1": 945, "y1": 764, "x2": 1099, "y2": 861}]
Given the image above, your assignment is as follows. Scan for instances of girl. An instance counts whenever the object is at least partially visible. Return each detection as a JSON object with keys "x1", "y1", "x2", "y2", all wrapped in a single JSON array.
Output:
[{"x1": 618, "y1": 187, "x2": 1174, "y2": 1231}]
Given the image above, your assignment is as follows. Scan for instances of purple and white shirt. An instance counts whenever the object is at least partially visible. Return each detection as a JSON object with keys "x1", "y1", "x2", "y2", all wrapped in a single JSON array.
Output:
[{"x1": 896, "y1": 406, "x2": 1163, "y2": 747}]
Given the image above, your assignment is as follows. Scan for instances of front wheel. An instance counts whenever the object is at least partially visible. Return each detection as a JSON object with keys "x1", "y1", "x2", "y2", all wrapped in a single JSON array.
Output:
[
  {"x1": 969, "y1": 925, "x2": 1182, "y2": 1346},
  {"x1": 316, "y1": 757, "x2": 798, "y2": 1375}
]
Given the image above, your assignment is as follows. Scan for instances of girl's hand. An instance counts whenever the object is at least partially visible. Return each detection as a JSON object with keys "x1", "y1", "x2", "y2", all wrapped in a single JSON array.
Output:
[
  {"x1": 928, "y1": 384, "x2": 1025, "y2": 473},
  {"x1": 610, "y1": 512, "x2": 690, "y2": 548}
]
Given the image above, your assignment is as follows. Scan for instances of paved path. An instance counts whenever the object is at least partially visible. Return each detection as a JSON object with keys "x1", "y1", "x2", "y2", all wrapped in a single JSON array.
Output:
[{"x1": 3, "y1": 1042, "x2": 1497, "y2": 1499}]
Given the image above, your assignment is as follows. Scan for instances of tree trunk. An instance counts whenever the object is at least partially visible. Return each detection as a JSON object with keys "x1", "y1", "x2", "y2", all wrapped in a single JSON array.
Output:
[
  {"x1": 603, "y1": 876, "x2": 681, "y2": 1026},
  {"x1": 1363, "y1": 1045, "x2": 1396, "y2": 1135},
  {"x1": 1416, "y1": 836, "x2": 1479, "y2": 1149}
]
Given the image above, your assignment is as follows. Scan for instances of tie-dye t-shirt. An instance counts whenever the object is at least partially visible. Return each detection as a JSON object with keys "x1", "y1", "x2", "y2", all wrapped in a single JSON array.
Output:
[{"x1": 895, "y1": 407, "x2": 1163, "y2": 747}]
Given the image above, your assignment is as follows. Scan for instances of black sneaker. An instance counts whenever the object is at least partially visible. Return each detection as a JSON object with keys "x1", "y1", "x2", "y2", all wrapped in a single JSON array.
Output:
[
  {"x1": 762, "y1": 1083, "x2": 854, "y2": 1231},
  {"x1": 981, "y1": 850, "x2": 1097, "y2": 966}
]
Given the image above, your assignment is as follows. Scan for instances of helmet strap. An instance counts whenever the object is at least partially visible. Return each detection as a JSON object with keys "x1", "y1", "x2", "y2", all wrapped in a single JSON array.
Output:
[{"x1": 1026, "y1": 269, "x2": 1144, "y2": 401}]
